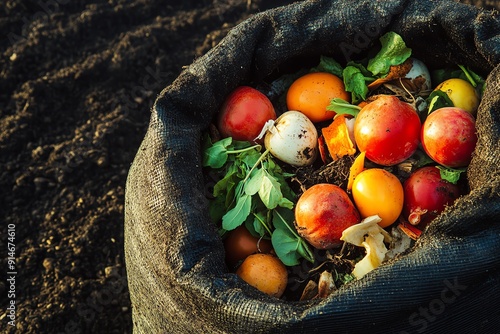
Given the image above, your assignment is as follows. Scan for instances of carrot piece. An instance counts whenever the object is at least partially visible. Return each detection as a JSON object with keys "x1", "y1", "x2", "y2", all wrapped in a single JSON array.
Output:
[
  {"x1": 321, "y1": 114, "x2": 356, "y2": 161},
  {"x1": 347, "y1": 151, "x2": 365, "y2": 191}
]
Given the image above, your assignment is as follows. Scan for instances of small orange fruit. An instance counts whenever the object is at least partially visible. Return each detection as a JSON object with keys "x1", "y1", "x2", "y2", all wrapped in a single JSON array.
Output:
[
  {"x1": 352, "y1": 168, "x2": 404, "y2": 228},
  {"x1": 287, "y1": 72, "x2": 350, "y2": 123},
  {"x1": 236, "y1": 253, "x2": 288, "y2": 298}
]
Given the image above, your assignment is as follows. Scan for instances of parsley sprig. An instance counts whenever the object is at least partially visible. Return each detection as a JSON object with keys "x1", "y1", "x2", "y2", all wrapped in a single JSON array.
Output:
[{"x1": 203, "y1": 136, "x2": 314, "y2": 266}]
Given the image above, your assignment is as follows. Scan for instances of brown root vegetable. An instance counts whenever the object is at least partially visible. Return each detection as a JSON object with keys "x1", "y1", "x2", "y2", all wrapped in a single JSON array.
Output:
[{"x1": 236, "y1": 253, "x2": 288, "y2": 298}]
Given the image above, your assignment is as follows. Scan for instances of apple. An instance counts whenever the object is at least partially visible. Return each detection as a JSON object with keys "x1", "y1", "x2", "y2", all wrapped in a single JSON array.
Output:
[
  {"x1": 421, "y1": 107, "x2": 477, "y2": 168},
  {"x1": 403, "y1": 166, "x2": 461, "y2": 228},
  {"x1": 295, "y1": 183, "x2": 360, "y2": 249},
  {"x1": 217, "y1": 86, "x2": 276, "y2": 142}
]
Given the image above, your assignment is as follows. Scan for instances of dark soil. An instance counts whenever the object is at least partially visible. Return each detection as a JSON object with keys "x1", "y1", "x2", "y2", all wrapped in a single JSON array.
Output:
[{"x1": 0, "y1": 0, "x2": 497, "y2": 333}]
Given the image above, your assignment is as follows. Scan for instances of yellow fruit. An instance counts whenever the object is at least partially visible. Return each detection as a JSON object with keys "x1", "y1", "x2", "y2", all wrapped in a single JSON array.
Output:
[
  {"x1": 352, "y1": 168, "x2": 404, "y2": 228},
  {"x1": 434, "y1": 78, "x2": 480, "y2": 116}
]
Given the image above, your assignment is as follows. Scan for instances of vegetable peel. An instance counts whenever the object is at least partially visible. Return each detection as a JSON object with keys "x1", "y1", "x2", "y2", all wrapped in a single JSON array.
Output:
[
  {"x1": 321, "y1": 114, "x2": 356, "y2": 161},
  {"x1": 340, "y1": 215, "x2": 392, "y2": 279}
]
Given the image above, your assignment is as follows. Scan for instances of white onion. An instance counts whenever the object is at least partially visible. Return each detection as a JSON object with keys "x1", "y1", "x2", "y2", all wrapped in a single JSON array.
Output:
[{"x1": 264, "y1": 111, "x2": 318, "y2": 166}]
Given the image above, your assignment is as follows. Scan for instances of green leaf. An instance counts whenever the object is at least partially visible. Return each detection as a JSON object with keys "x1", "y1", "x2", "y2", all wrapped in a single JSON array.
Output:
[
  {"x1": 436, "y1": 166, "x2": 466, "y2": 184},
  {"x1": 342, "y1": 66, "x2": 369, "y2": 104},
  {"x1": 213, "y1": 164, "x2": 238, "y2": 197},
  {"x1": 458, "y1": 65, "x2": 486, "y2": 96},
  {"x1": 278, "y1": 197, "x2": 294, "y2": 210},
  {"x1": 258, "y1": 173, "x2": 283, "y2": 210},
  {"x1": 346, "y1": 61, "x2": 374, "y2": 78},
  {"x1": 232, "y1": 140, "x2": 254, "y2": 150},
  {"x1": 427, "y1": 90, "x2": 454, "y2": 114},
  {"x1": 249, "y1": 211, "x2": 272, "y2": 237},
  {"x1": 327, "y1": 97, "x2": 362, "y2": 117},
  {"x1": 313, "y1": 55, "x2": 344, "y2": 77},
  {"x1": 367, "y1": 31, "x2": 412, "y2": 77},
  {"x1": 271, "y1": 227, "x2": 303, "y2": 266},
  {"x1": 244, "y1": 168, "x2": 264, "y2": 196},
  {"x1": 240, "y1": 148, "x2": 262, "y2": 168},
  {"x1": 272, "y1": 208, "x2": 314, "y2": 265},
  {"x1": 412, "y1": 149, "x2": 435, "y2": 168},
  {"x1": 272, "y1": 172, "x2": 296, "y2": 203},
  {"x1": 208, "y1": 195, "x2": 226, "y2": 224},
  {"x1": 203, "y1": 137, "x2": 233, "y2": 168},
  {"x1": 222, "y1": 193, "x2": 252, "y2": 231}
]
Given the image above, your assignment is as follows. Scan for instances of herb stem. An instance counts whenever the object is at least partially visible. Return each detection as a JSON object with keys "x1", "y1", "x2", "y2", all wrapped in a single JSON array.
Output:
[
  {"x1": 242, "y1": 148, "x2": 271, "y2": 184},
  {"x1": 227, "y1": 144, "x2": 262, "y2": 155},
  {"x1": 274, "y1": 209, "x2": 300, "y2": 239},
  {"x1": 458, "y1": 65, "x2": 477, "y2": 87},
  {"x1": 252, "y1": 212, "x2": 273, "y2": 236}
]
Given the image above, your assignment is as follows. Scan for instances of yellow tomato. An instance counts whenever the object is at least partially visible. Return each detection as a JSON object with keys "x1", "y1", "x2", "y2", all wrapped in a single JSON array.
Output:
[
  {"x1": 352, "y1": 168, "x2": 404, "y2": 228},
  {"x1": 286, "y1": 72, "x2": 350, "y2": 123},
  {"x1": 434, "y1": 78, "x2": 480, "y2": 116}
]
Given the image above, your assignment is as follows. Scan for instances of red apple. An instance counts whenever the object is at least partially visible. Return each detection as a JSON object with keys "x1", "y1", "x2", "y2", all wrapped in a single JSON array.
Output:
[
  {"x1": 217, "y1": 86, "x2": 276, "y2": 142},
  {"x1": 295, "y1": 183, "x2": 360, "y2": 249},
  {"x1": 403, "y1": 166, "x2": 461, "y2": 228}
]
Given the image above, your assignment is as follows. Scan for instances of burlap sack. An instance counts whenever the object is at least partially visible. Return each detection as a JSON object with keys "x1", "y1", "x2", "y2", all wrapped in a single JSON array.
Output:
[{"x1": 125, "y1": 0, "x2": 500, "y2": 332}]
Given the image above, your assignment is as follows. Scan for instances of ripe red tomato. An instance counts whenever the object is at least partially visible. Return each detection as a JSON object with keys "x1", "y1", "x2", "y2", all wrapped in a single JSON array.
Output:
[
  {"x1": 295, "y1": 183, "x2": 360, "y2": 249},
  {"x1": 354, "y1": 95, "x2": 421, "y2": 166},
  {"x1": 217, "y1": 86, "x2": 276, "y2": 142},
  {"x1": 223, "y1": 225, "x2": 272, "y2": 268},
  {"x1": 421, "y1": 107, "x2": 477, "y2": 168},
  {"x1": 403, "y1": 166, "x2": 461, "y2": 228}
]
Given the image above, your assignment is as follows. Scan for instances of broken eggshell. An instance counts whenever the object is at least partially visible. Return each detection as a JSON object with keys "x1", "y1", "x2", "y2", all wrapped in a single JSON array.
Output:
[{"x1": 403, "y1": 57, "x2": 432, "y2": 92}]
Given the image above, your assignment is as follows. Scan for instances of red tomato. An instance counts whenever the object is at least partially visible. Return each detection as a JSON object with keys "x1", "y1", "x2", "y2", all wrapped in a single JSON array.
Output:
[
  {"x1": 421, "y1": 107, "x2": 477, "y2": 168},
  {"x1": 354, "y1": 95, "x2": 421, "y2": 166},
  {"x1": 217, "y1": 86, "x2": 276, "y2": 142},
  {"x1": 223, "y1": 225, "x2": 272, "y2": 268}
]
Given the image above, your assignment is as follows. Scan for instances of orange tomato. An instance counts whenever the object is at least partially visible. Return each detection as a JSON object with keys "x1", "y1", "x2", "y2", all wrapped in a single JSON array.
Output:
[
  {"x1": 286, "y1": 72, "x2": 350, "y2": 123},
  {"x1": 352, "y1": 168, "x2": 404, "y2": 228},
  {"x1": 236, "y1": 253, "x2": 288, "y2": 298}
]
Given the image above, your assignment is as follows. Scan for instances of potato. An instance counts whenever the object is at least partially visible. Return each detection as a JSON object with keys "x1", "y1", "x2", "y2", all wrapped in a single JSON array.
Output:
[{"x1": 236, "y1": 253, "x2": 288, "y2": 298}]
